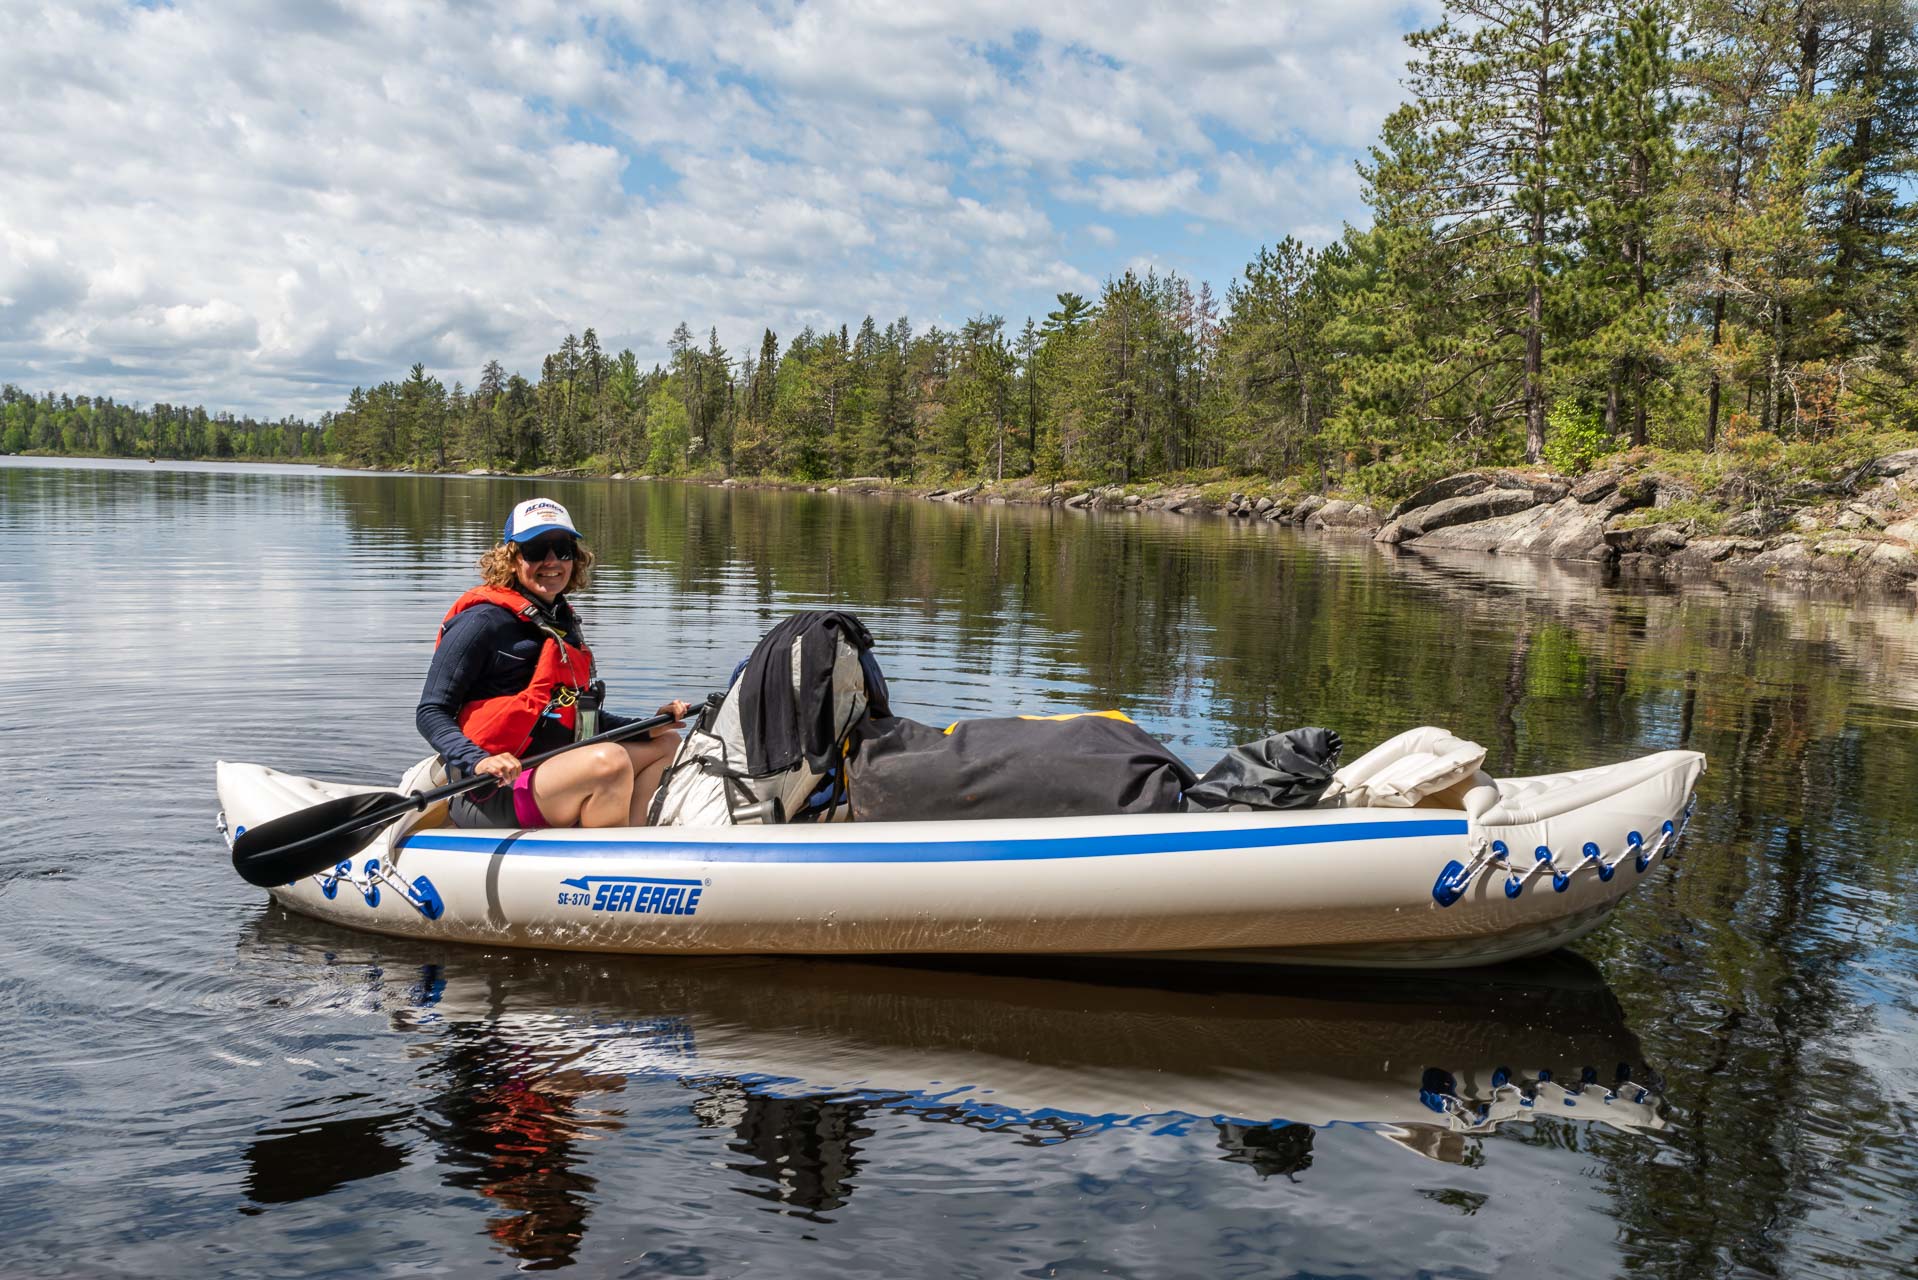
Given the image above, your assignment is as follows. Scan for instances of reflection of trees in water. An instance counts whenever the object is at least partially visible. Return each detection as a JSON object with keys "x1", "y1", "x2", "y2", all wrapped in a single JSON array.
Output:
[
  {"x1": 680, "y1": 1076, "x2": 1110, "y2": 1222},
  {"x1": 1215, "y1": 1122, "x2": 1314, "y2": 1181},
  {"x1": 420, "y1": 1028, "x2": 625, "y2": 1272},
  {"x1": 688, "y1": 1082, "x2": 873, "y2": 1221},
  {"x1": 241, "y1": 1105, "x2": 410, "y2": 1210}
]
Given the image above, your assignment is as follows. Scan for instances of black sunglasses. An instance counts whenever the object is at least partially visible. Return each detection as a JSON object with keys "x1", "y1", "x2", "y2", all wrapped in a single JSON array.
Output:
[{"x1": 518, "y1": 537, "x2": 578, "y2": 563}]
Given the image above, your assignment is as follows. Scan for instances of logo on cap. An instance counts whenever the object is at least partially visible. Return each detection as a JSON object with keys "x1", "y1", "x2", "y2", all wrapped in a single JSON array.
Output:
[{"x1": 505, "y1": 497, "x2": 580, "y2": 542}]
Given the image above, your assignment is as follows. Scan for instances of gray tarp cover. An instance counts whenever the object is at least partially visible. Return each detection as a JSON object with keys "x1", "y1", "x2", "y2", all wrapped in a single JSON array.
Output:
[
  {"x1": 1184, "y1": 727, "x2": 1342, "y2": 811},
  {"x1": 849, "y1": 715, "x2": 1197, "y2": 821}
]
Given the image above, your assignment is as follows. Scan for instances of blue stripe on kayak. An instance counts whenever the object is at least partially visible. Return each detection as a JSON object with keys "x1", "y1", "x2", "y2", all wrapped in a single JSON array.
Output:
[{"x1": 397, "y1": 818, "x2": 1469, "y2": 865}]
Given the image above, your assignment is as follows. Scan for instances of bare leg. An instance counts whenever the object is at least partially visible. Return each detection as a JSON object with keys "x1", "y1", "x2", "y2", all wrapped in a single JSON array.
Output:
[
  {"x1": 622, "y1": 735, "x2": 680, "y2": 825},
  {"x1": 529, "y1": 743, "x2": 635, "y2": 828}
]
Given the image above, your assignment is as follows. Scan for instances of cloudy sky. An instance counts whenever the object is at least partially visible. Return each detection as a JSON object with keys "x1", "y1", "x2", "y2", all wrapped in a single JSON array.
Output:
[{"x1": 1, "y1": 0, "x2": 1435, "y2": 419}]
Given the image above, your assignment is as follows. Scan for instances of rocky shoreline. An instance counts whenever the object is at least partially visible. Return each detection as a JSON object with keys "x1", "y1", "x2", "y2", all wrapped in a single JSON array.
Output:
[{"x1": 884, "y1": 449, "x2": 1918, "y2": 599}]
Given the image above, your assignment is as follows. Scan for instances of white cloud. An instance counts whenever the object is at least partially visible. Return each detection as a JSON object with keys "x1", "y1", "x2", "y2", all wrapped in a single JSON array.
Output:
[
  {"x1": 0, "y1": 0, "x2": 1431, "y2": 417},
  {"x1": 1087, "y1": 169, "x2": 1204, "y2": 217}
]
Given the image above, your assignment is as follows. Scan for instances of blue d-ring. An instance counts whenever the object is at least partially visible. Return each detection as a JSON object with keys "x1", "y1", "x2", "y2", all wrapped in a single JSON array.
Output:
[
  {"x1": 407, "y1": 874, "x2": 445, "y2": 921},
  {"x1": 1537, "y1": 846, "x2": 1569, "y2": 893},
  {"x1": 1493, "y1": 839, "x2": 1523, "y2": 897},
  {"x1": 1584, "y1": 841, "x2": 1615, "y2": 882},
  {"x1": 1628, "y1": 830, "x2": 1650, "y2": 873},
  {"x1": 361, "y1": 857, "x2": 382, "y2": 908},
  {"x1": 321, "y1": 860, "x2": 349, "y2": 899}
]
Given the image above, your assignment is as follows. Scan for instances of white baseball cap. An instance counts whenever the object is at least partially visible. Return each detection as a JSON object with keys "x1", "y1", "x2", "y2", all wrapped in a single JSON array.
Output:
[{"x1": 502, "y1": 497, "x2": 581, "y2": 543}]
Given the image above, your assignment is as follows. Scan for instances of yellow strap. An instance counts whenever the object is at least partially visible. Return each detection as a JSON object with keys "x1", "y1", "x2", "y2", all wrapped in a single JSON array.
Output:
[{"x1": 943, "y1": 710, "x2": 1134, "y2": 734}]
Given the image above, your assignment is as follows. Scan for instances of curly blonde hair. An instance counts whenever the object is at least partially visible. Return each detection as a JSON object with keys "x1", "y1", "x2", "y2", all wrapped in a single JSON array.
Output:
[{"x1": 478, "y1": 539, "x2": 596, "y2": 593}]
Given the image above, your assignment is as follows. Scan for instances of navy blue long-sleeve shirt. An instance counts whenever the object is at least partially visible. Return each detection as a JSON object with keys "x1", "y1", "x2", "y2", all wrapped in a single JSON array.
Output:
[{"x1": 416, "y1": 593, "x2": 630, "y2": 772}]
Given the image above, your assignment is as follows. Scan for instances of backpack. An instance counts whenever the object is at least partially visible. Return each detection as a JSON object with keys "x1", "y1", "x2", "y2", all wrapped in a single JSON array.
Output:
[{"x1": 650, "y1": 611, "x2": 887, "y2": 826}]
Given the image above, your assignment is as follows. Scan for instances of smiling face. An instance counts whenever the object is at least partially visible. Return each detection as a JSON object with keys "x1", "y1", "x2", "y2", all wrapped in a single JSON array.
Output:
[{"x1": 512, "y1": 536, "x2": 575, "y2": 604}]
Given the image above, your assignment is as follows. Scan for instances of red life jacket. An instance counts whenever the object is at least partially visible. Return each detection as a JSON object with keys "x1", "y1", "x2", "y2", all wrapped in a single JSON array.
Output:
[{"x1": 437, "y1": 586, "x2": 595, "y2": 757}]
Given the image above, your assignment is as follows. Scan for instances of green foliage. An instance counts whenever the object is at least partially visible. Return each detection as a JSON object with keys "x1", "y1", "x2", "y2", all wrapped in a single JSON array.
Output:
[
  {"x1": 1541, "y1": 397, "x2": 1618, "y2": 474},
  {"x1": 1, "y1": 383, "x2": 321, "y2": 460}
]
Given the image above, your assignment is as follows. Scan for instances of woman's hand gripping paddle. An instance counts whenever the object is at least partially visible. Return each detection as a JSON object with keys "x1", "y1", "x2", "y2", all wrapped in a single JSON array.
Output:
[{"x1": 230, "y1": 710, "x2": 684, "y2": 888}]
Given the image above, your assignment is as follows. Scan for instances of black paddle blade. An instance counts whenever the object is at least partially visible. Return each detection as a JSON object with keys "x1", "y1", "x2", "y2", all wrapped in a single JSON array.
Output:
[{"x1": 231, "y1": 791, "x2": 407, "y2": 888}]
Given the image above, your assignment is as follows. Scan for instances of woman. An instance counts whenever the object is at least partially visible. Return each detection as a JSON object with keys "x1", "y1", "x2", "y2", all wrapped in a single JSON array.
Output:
[{"x1": 417, "y1": 497, "x2": 687, "y2": 829}]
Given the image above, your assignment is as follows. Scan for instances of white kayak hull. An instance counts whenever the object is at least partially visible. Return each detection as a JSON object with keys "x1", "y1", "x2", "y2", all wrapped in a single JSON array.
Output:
[{"x1": 215, "y1": 749, "x2": 1703, "y2": 969}]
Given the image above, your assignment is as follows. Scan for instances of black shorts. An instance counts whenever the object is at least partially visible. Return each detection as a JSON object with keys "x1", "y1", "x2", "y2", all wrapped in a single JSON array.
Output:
[{"x1": 448, "y1": 771, "x2": 520, "y2": 828}]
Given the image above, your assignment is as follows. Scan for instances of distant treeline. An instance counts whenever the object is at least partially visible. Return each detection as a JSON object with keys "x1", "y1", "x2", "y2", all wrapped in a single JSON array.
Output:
[
  {"x1": 12, "y1": 0, "x2": 1916, "y2": 496},
  {"x1": 0, "y1": 384, "x2": 323, "y2": 460}
]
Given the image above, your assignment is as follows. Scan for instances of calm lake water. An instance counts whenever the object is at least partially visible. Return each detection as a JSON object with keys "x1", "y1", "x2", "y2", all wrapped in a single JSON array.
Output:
[{"x1": 2, "y1": 455, "x2": 1915, "y2": 1278}]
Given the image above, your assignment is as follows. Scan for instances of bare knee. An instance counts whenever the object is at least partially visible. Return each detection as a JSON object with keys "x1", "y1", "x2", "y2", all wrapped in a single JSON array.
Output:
[
  {"x1": 623, "y1": 736, "x2": 676, "y2": 769},
  {"x1": 583, "y1": 743, "x2": 631, "y2": 783}
]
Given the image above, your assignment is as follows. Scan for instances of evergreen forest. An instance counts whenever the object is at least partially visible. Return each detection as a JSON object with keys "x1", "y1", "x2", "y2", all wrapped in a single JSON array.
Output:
[{"x1": 8, "y1": 0, "x2": 1916, "y2": 498}]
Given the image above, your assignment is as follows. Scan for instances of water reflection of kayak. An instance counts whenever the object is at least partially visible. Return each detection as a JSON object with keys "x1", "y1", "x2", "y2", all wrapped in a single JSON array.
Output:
[
  {"x1": 216, "y1": 744, "x2": 1704, "y2": 968},
  {"x1": 239, "y1": 909, "x2": 1665, "y2": 1176}
]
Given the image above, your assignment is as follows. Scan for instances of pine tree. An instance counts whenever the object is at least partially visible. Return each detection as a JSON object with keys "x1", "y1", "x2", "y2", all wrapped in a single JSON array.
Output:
[
  {"x1": 1364, "y1": 0, "x2": 1603, "y2": 461},
  {"x1": 402, "y1": 362, "x2": 448, "y2": 469},
  {"x1": 1221, "y1": 238, "x2": 1341, "y2": 478},
  {"x1": 733, "y1": 329, "x2": 779, "y2": 475},
  {"x1": 1015, "y1": 317, "x2": 1041, "y2": 474},
  {"x1": 1815, "y1": 1, "x2": 1918, "y2": 419}
]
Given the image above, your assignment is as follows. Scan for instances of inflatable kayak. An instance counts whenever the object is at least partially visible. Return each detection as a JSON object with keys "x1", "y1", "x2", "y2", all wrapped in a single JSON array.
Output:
[{"x1": 215, "y1": 739, "x2": 1703, "y2": 969}]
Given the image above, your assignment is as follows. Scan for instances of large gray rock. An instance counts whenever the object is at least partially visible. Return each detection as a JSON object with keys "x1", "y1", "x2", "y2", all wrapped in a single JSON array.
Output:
[
  {"x1": 1860, "y1": 477, "x2": 1902, "y2": 509},
  {"x1": 1599, "y1": 476, "x2": 1657, "y2": 516},
  {"x1": 1571, "y1": 469, "x2": 1621, "y2": 503},
  {"x1": 1885, "y1": 517, "x2": 1918, "y2": 544},
  {"x1": 1753, "y1": 538, "x2": 1816, "y2": 575},
  {"x1": 1292, "y1": 494, "x2": 1328, "y2": 524},
  {"x1": 1874, "y1": 448, "x2": 1918, "y2": 477},
  {"x1": 1309, "y1": 498, "x2": 1353, "y2": 527},
  {"x1": 1867, "y1": 541, "x2": 1918, "y2": 580},
  {"x1": 1528, "y1": 478, "x2": 1572, "y2": 504},
  {"x1": 1814, "y1": 537, "x2": 1873, "y2": 565},
  {"x1": 1722, "y1": 508, "x2": 1790, "y2": 538},
  {"x1": 1319, "y1": 501, "x2": 1379, "y2": 530},
  {"x1": 1387, "y1": 472, "x2": 1492, "y2": 520},
  {"x1": 1836, "y1": 504, "x2": 1887, "y2": 530},
  {"x1": 1604, "y1": 522, "x2": 1691, "y2": 556},
  {"x1": 1398, "y1": 496, "x2": 1612, "y2": 560},
  {"x1": 1667, "y1": 537, "x2": 1764, "y2": 570},
  {"x1": 1396, "y1": 486, "x2": 1543, "y2": 538}
]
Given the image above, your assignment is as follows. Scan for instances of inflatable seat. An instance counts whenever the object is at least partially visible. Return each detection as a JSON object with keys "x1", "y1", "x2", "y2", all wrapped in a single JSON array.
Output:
[{"x1": 1322, "y1": 726, "x2": 1495, "y2": 813}]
